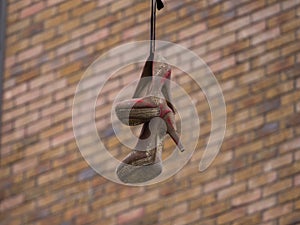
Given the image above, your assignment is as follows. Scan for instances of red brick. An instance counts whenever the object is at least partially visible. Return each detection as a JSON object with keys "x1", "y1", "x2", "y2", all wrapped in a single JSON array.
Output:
[
  {"x1": 210, "y1": 56, "x2": 236, "y2": 73},
  {"x1": 179, "y1": 23, "x2": 206, "y2": 40},
  {"x1": 294, "y1": 174, "x2": 300, "y2": 186},
  {"x1": 223, "y1": 16, "x2": 250, "y2": 33},
  {"x1": 104, "y1": 200, "x2": 130, "y2": 217},
  {"x1": 8, "y1": 0, "x2": 31, "y2": 14},
  {"x1": 56, "y1": 40, "x2": 81, "y2": 56},
  {"x1": 248, "y1": 197, "x2": 276, "y2": 214},
  {"x1": 204, "y1": 176, "x2": 232, "y2": 193},
  {"x1": 83, "y1": 29, "x2": 110, "y2": 46},
  {"x1": 117, "y1": 207, "x2": 145, "y2": 225},
  {"x1": 17, "y1": 45, "x2": 43, "y2": 62},
  {"x1": 208, "y1": 33, "x2": 236, "y2": 51},
  {"x1": 252, "y1": 27, "x2": 280, "y2": 45},
  {"x1": 251, "y1": 50, "x2": 280, "y2": 68},
  {"x1": 20, "y1": 2, "x2": 45, "y2": 18},
  {"x1": 252, "y1": 4, "x2": 280, "y2": 22},
  {"x1": 237, "y1": 44, "x2": 265, "y2": 62},
  {"x1": 15, "y1": 111, "x2": 39, "y2": 128},
  {"x1": 46, "y1": 0, "x2": 65, "y2": 7},
  {"x1": 0, "y1": 194, "x2": 24, "y2": 211},
  {"x1": 238, "y1": 0, "x2": 266, "y2": 15},
  {"x1": 283, "y1": 0, "x2": 300, "y2": 10},
  {"x1": 12, "y1": 157, "x2": 38, "y2": 174},
  {"x1": 238, "y1": 69, "x2": 264, "y2": 84},
  {"x1": 4, "y1": 83, "x2": 27, "y2": 100},
  {"x1": 51, "y1": 131, "x2": 74, "y2": 147},
  {"x1": 193, "y1": 28, "x2": 221, "y2": 46}
]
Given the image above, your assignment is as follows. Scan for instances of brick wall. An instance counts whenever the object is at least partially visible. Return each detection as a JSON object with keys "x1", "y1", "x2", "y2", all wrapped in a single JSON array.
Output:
[{"x1": 1, "y1": 0, "x2": 300, "y2": 224}]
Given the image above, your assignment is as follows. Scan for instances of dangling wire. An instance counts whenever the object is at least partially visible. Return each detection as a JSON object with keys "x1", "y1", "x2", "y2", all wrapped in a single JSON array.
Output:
[{"x1": 150, "y1": 0, "x2": 164, "y2": 56}]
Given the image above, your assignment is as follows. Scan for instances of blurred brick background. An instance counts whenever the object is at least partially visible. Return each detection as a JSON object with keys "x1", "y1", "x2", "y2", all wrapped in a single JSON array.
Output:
[{"x1": 1, "y1": 0, "x2": 300, "y2": 224}]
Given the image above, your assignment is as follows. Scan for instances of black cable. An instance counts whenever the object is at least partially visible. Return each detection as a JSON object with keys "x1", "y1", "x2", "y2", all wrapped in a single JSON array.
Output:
[{"x1": 150, "y1": 0, "x2": 164, "y2": 56}]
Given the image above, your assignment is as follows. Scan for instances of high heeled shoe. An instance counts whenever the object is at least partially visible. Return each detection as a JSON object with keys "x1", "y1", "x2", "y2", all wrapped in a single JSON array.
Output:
[
  {"x1": 115, "y1": 58, "x2": 184, "y2": 183},
  {"x1": 116, "y1": 118, "x2": 166, "y2": 183},
  {"x1": 115, "y1": 60, "x2": 184, "y2": 152}
]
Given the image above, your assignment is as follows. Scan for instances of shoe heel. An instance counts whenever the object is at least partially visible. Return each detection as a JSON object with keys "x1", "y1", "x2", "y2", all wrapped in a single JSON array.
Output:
[
  {"x1": 163, "y1": 112, "x2": 185, "y2": 152},
  {"x1": 168, "y1": 128, "x2": 185, "y2": 152}
]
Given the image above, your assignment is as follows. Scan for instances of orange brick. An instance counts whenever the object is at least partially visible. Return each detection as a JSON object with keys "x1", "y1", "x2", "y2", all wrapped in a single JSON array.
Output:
[
  {"x1": 264, "y1": 154, "x2": 293, "y2": 172},
  {"x1": 0, "y1": 194, "x2": 24, "y2": 211},
  {"x1": 173, "y1": 209, "x2": 200, "y2": 225},
  {"x1": 34, "y1": 5, "x2": 57, "y2": 21},
  {"x1": 203, "y1": 202, "x2": 230, "y2": 217},
  {"x1": 263, "y1": 178, "x2": 293, "y2": 197},
  {"x1": 279, "y1": 161, "x2": 300, "y2": 178},
  {"x1": 232, "y1": 189, "x2": 261, "y2": 206},
  {"x1": 232, "y1": 214, "x2": 261, "y2": 225},
  {"x1": 217, "y1": 207, "x2": 246, "y2": 224},
  {"x1": 221, "y1": 62, "x2": 250, "y2": 80},
  {"x1": 217, "y1": 182, "x2": 246, "y2": 200},
  {"x1": 267, "y1": 55, "x2": 295, "y2": 75},
  {"x1": 224, "y1": 39, "x2": 250, "y2": 56},
  {"x1": 279, "y1": 212, "x2": 300, "y2": 225},
  {"x1": 132, "y1": 190, "x2": 159, "y2": 206},
  {"x1": 268, "y1": 10, "x2": 295, "y2": 27},
  {"x1": 37, "y1": 168, "x2": 63, "y2": 185},
  {"x1": 45, "y1": 12, "x2": 69, "y2": 29},
  {"x1": 263, "y1": 203, "x2": 293, "y2": 221},
  {"x1": 159, "y1": 203, "x2": 188, "y2": 221},
  {"x1": 267, "y1": 32, "x2": 295, "y2": 50},
  {"x1": 234, "y1": 164, "x2": 263, "y2": 182},
  {"x1": 45, "y1": 34, "x2": 69, "y2": 50},
  {"x1": 238, "y1": 0, "x2": 265, "y2": 15},
  {"x1": 208, "y1": 12, "x2": 235, "y2": 28},
  {"x1": 7, "y1": 19, "x2": 30, "y2": 35}
]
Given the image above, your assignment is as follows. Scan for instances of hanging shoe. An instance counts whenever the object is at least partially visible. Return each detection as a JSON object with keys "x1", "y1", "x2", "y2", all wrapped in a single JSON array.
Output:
[
  {"x1": 115, "y1": 60, "x2": 184, "y2": 152},
  {"x1": 116, "y1": 118, "x2": 166, "y2": 183}
]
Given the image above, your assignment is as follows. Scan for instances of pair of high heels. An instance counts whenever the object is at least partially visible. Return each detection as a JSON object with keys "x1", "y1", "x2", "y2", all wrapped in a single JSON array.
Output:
[{"x1": 115, "y1": 57, "x2": 184, "y2": 183}]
